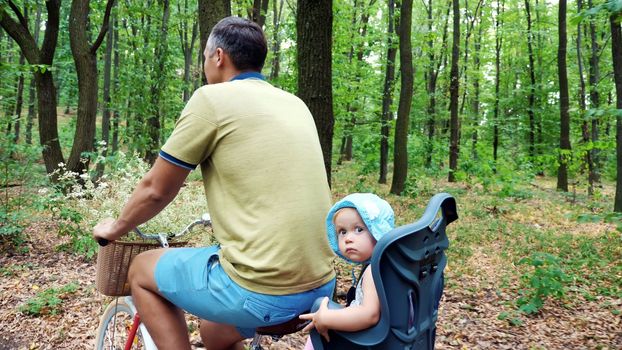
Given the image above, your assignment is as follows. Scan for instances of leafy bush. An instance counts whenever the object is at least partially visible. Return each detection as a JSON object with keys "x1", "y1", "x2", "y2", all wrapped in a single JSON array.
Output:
[
  {"x1": 0, "y1": 128, "x2": 44, "y2": 252},
  {"x1": 18, "y1": 282, "x2": 79, "y2": 316},
  {"x1": 516, "y1": 252, "x2": 569, "y2": 314}
]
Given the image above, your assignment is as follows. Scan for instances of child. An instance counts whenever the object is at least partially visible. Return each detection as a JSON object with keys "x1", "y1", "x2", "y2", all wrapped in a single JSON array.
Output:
[{"x1": 300, "y1": 193, "x2": 395, "y2": 348}]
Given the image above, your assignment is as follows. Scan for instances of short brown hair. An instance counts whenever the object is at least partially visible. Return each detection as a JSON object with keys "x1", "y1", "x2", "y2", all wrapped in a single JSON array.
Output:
[{"x1": 207, "y1": 17, "x2": 268, "y2": 71}]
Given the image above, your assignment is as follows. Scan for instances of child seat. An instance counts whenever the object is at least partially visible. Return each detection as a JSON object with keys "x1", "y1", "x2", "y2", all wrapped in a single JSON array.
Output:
[{"x1": 309, "y1": 193, "x2": 458, "y2": 350}]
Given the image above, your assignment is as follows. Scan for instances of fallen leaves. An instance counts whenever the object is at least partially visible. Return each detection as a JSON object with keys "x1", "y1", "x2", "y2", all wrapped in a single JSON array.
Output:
[{"x1": 2, "y1": 187, "x2": 621, "y2": 349}]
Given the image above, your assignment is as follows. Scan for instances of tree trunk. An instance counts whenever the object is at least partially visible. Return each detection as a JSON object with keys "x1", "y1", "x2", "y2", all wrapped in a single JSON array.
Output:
[
  {"x1": 145, "y1": 0, "x2": 171, "y2": 165},
  {"x1": 576, "y1": 0, "x2": 592, "y2": 195},
  {"x1": 525, "y1": 0, "x2": 537, "y2": 159},
  {"x1": 340, "y1": 0, "x2": 375, "y2": 163},
  {"x1": 179, "y1": 0, "x2": 198, "y2": 102},
  {"x1": 611, "y1": 14, "x2": 622, "y2": 211},
  {"x1": 448, "y1": 0, "x2": 460, "y2": 182},
  {"x1": 458, "y1": 0, "x2": 482, "y2": 117},
  {"x1": 556, "y1": 0, "x2": 570, "y2": 192},
  {"x1": 198, "y1": 0, "x2": 231, "y2": 85},
  {"x1": 251, "y1": 0, "x2": 269, "y2": 27},
  {"x1": 297, "y1": 0, "x2": 334, "y2": 185},
  {"x1": 96, "y1": 8, "x2": 115, "y2": 179},
  {"x1": 576, "y1": 0, "x2": 594, "y2": 196},
  {"x1": 425, "y1": 0, "x2": 451, "y2": 167},
  {"x1": 493, "y1": 0, "x2": 504, "y2": 169},
  {"x1": 11, "y1": 51, "x2": 26, "y2": 144},
  {"x1": 471, "y1": 20, "x2": 482, "y2": 159},
  {"x1": 587, "y1": 0, "x2": 600, "y2": 184},
  {"x1": 68, "y1": 0, "x2": 114, "y2": 175},
  {"x1": 1, "y1": 0, "x2": 64, "y2": 175},
  {"x1": 3, "y1": 33, "x2": 16, "y2": 127},
  {"x1": 339, "y1": 0, "x2": 361, "y2": 164},
  {"x1": 112, "y1": 16, "x2": 120, "y2": 154},
  {"x1": 26, "y1": 1, "x2": 42, "y2": 146},
  {"x1": 379, "y1": 0, "x2": 397, "y2": 184},
  {"x1": 390, "y1": 0, "x2": 413, "y2": 195},
  {"x1": 26, "y1": 76, "x2": 36, "y2": 145},
  {"x1": 269, "y1": 0, "x2": 284, "y2": 81}
]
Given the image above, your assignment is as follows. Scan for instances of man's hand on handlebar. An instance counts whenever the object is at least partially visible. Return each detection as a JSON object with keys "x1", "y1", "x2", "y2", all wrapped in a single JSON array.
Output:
[{"x1": 93, "y1": 218, "x2": 120, "y2": 246}]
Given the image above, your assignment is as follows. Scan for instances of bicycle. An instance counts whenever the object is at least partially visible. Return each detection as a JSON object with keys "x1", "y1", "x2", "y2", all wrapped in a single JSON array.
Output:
[{"x1": 94, "y1": 214, "x2": 310, "y2": 350}]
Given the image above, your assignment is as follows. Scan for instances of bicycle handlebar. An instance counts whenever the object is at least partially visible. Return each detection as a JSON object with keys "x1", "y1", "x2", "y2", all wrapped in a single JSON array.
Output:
[{"x1": 97, "y1": 213, "x2": 212, "y2": 247}]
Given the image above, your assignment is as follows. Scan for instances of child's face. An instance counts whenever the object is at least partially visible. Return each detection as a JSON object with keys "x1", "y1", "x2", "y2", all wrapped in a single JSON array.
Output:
[{"x1": 334, "y1": 208, "x2": 376, "y2": 262}]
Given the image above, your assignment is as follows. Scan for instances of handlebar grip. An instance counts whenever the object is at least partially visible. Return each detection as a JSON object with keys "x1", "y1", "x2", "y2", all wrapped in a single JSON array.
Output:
[{"x1": 97, "y1": 238, "x2": 109, "y2": 247}]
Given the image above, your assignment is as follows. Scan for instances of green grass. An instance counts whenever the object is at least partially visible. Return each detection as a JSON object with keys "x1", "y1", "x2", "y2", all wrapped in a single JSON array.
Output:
[{"x1": 331, "y1": 160, "x2": 621, "y2": 316}]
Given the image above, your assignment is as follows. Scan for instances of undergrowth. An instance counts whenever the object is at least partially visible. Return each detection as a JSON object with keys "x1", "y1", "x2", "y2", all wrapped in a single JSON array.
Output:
[{"x1": 331, "y1": 160, "x2": 621, "y2": 322}]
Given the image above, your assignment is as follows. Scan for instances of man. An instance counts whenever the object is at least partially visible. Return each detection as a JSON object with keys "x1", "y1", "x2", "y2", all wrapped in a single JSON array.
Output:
[{"x1": 94, "y1": 17, "x2": 336, "y2": 350}]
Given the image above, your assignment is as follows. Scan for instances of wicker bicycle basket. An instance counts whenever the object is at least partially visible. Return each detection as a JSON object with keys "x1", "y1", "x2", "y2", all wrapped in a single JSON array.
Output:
[{"x1": 95, "y1": 240, "x2": 186, "y2": 296}]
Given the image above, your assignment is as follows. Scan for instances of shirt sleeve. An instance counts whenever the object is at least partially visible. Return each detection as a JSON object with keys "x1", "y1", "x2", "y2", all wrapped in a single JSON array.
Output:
[{"x1": 160, "y1": 89, "x2": 218, "y2": 168}]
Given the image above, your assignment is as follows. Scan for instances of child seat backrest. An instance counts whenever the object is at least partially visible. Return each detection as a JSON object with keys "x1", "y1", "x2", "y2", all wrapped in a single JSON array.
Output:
[{"x1": 311, "y1": 193, "x2": 457, "y2": 350}]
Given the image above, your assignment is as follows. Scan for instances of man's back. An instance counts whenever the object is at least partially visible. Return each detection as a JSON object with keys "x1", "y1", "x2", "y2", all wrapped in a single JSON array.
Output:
[{"x1": 162, "y1": 77, "x2": 335, "y2": 294}]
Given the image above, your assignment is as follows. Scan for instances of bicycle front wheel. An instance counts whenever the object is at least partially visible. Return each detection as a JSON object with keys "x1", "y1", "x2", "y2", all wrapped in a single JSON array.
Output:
[{"x1": 95, "y1": 298, "x2": 146, "y2": 350}]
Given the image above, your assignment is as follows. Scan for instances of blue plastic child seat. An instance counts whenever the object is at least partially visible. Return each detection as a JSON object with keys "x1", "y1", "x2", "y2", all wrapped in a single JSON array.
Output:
[{"x1": 310, "y1": 193, "x2": 458, "y2": 350}]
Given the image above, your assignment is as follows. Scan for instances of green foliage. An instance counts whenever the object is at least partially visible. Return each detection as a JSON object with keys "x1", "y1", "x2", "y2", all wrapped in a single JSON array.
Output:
[
  {"x1": 0, "y1": 122, "x2": 44, "y2": 251},
  {"x1": 517, "y1": 253, "x2": 569, "y2": 314},
  {"x1": 498, "y1": 310, "x2": 524, "y2": 326},
  {"x1": 18, "y1": 282, "x2": 79, "y2": 316},
  {"x1": 573, "y1": 0, "x2": 622, "y2": 24},
  {"x1": 43, "y1": 183, "x2": 95, "y2": 258},
  {"x1": 577, "y1": 211, "x2": 622, "y2": 231},
  {"x1": 0, "y1": 263, "x2": 34, "y2": 277}
]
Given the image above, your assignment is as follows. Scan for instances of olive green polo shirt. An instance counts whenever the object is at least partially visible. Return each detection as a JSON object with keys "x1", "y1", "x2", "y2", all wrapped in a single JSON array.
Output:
[{"x1": 160, "y1": 77, "x2": 335, "y2": 294}]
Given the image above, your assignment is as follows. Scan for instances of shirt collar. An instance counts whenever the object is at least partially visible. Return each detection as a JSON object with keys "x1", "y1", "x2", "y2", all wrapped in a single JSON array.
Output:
[{"x1": 229, "y1": 71, "x2": 266, "y2": 81}]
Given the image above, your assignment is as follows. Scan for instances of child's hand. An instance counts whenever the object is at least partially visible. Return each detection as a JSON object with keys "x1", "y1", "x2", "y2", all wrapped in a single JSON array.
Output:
[{"x1": 299, "y1": 297, "x2": 331, "y2": 341}]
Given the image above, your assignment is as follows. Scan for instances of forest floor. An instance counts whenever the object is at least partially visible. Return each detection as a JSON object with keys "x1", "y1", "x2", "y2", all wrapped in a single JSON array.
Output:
[{"x1": 1, "y1": 165, "x2": 621, "y2": 349}]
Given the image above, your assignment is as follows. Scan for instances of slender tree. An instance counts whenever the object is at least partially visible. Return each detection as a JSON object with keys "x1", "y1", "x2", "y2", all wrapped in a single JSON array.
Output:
[
  {"x1": 25, "y1": 0, "x2": 42, "y2": 145},
  {"x1": 471, "y1": 18, "x2": 483, "y2": 159},
  {"x1": 12, "y1": 51, "x2": 25, "y2": 143},
  {"x1": 379, "y1": 0, "x2": 397, "y2": 184},
  {"x1": 112, "y1": 15, "x2": 120, "y2": 154},
  {"x1": 557, "y1": 0, "x2": 570, "y2": 192},
  {"x1": 9, "y1": 3, "x2": 27, "y2": 143},
  {"x1": 145, "y1": 0, "x2": 171, "y2": 164},
  {"x1": 587, "y1": 0, "x2": 601, "y2": 184},
  {"x1": 390, "y1": 0, "x2": 413, "y2": 195},
  {"x1": 424, "y1": 0, "x2": 451, "y2": 167},
  {"x1": 1, "y1": 0, "x2": 64, "y2": 175},
  {"x1": 525, "y1": 0, "x2": 537, "y2": 159},
  {"x1": 492, "y1": 0, "x2": 504, "y2": 168},
  {"x1": 269, "y1": 0, "x2": 285, "y2": 81},
  {"x1": 297, "y1": 0, "x2": 334, "y2": 184},
  {"x1": 612, "y1": 11, "x2": 622, "y2": 211},
  {"x1": 179, "y1": 0, "x2": 198, "y2": 102},
  {"x1": 340, "y1": 0, "x2": 376, "y2": 163},
  {"x1": 96, "y1": 7, "x2": 116, "y2": 179},
  {"x1": 576, "y1": 0, "x2": 593, "y2": 195},
  {"x1": 448, "y1": 0, "x2": 460, "y2": 182}
]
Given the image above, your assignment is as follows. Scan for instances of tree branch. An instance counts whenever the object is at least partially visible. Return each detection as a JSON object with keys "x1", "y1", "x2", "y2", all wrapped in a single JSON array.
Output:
[
  {"x1": 8, "y1": 0, "x2": 28, "y2": 30},
  {"x1": 39, "y1": 0, "x2": 60, "y2": 64},
  {"x1": 91, "y1": 0, "x2": 116, "y2": 54},
  {"x1": 0, "y1": 7, "x2": 38, "y2": 63}
]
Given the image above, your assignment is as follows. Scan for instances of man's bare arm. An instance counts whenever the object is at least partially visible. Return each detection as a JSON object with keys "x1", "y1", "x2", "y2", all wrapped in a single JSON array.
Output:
[{"x1": 93, "y1": 157, "x2": 191, "y2": 242}]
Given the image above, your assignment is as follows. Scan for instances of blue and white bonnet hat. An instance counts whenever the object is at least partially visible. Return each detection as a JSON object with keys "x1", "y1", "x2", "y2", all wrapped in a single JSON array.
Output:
[{"x1": 326, "y1": 193, "x2": 395, "y2": 261}]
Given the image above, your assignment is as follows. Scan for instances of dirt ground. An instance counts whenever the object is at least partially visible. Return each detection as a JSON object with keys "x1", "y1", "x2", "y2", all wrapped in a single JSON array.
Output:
[{"x1": 1, "y1": 221, "x2": 620, "y2": 350}]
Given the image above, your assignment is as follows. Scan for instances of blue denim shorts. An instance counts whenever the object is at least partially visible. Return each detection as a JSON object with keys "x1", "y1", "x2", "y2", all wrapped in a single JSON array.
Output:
[{"x1": 154, "y1": 246, "x2": 336, "y2": 338}]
